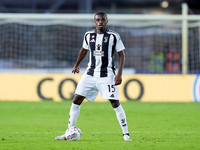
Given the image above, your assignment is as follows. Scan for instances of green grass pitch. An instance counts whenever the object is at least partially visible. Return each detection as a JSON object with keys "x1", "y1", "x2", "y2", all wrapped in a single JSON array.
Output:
[{"x1": 0, "y1": 101, "x2": 200, "y2": 150}]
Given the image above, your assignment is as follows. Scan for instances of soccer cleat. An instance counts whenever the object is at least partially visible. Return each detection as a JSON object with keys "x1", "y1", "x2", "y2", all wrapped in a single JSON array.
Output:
[
  {"x1": 55, "y1": 134, "x2": 66, "y2": 140},
  {"x1": 123, "y1": 133, "x2": 132, "y2": 141}
]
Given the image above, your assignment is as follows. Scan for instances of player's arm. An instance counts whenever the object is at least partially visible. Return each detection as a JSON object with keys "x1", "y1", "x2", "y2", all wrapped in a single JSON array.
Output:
[
  {"x1": 72, "y1": 47, "x2": 88, "y2": 74},
  {"x1": 115, "y1": 50, "x2": 125, "y2": 85}
]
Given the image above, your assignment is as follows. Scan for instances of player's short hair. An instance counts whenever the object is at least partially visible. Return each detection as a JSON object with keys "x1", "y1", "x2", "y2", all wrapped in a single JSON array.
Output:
[{"x1": 94, "y1": 12, "x2": 108, "y2": 20}]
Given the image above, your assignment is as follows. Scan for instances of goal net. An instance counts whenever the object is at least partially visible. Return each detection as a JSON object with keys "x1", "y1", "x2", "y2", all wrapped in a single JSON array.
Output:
[{"x1": 0, "y1": 13, "x2": 199, "y2": 74}]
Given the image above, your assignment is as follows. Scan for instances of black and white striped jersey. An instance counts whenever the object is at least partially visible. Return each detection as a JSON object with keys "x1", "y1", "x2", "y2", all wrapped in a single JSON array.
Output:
[{"x1": 82, "y1": 28, "x2": 125, "y2": 77}]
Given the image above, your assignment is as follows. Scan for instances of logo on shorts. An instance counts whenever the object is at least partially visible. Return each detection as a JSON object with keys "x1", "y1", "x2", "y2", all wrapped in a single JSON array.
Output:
[{"x1": 110, "y1": 94, "x2": 115, "y2": 97}]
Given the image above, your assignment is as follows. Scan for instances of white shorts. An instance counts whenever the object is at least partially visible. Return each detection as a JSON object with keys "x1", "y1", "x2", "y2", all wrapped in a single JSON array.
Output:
[{"x1": 75, "y1": 72, "x2": 119, "y2": 102}]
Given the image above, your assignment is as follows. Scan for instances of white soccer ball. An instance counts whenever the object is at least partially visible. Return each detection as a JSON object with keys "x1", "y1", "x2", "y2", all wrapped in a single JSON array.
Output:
[{"x1": 65, "y1": 126, "x2": 82, "y2": 141}]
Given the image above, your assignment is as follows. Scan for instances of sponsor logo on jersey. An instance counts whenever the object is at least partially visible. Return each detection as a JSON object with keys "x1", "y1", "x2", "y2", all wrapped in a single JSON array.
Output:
[{"x1": 93, "y1": 51, "x2": 104, "y2": 57}]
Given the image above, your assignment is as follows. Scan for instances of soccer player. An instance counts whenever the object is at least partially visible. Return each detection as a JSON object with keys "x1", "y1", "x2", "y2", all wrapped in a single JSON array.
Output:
[{"x1": 55, "y1": 12, "x2": 132, "y2": 141}]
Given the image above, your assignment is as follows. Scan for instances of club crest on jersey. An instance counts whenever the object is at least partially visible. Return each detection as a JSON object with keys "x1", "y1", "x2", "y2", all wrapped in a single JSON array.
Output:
[
  {"x1": 104, "y1": 37, "x2": 108, "y2": 43},
  {"x1": 92, "y1": 35, "x2": 95, "y2": 38}
]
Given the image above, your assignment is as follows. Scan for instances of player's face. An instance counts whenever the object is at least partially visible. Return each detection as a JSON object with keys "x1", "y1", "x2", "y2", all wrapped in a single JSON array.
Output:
[{"x1": 94, "y1": 14, "x2": 108, "y2": 32}]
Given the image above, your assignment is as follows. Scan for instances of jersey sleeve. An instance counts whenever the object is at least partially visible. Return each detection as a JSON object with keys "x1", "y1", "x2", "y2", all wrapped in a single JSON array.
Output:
[
  {"x1": 82, "y1": 33, "x2": 89, "y2": 50},
  {"x1": 115, "y1": 34, "x2": 125, "y2": 52}
]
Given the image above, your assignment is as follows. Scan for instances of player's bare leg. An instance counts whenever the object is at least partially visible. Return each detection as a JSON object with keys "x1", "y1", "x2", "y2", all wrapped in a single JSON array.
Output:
[
  {"x1": 55, "y1": 94, "x2": 85, "y2": 140},
  {"x1": 109, "y1": 100, "x2": 132, "y2": 141}
]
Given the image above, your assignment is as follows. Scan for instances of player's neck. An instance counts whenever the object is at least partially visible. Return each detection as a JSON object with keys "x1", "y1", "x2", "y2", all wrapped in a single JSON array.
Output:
[{"x1": 96, "y1": 28, "x2": 107, "y2": 34}]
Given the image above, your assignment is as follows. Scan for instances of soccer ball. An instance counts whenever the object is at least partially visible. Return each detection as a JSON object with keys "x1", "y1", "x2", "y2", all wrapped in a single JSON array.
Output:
[{"x1": 65, "y1": 126, "x2": 82, "y2": 141}]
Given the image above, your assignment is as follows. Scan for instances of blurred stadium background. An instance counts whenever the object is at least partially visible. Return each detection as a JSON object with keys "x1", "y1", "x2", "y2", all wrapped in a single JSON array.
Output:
[{"x1": 0, "y1": 0, "x2": 200, "y2": 102}]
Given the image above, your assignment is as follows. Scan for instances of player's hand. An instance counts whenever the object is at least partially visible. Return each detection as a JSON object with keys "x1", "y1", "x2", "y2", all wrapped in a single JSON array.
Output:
[
  {"x1": 114, "y1": 74, "x2": 122, "y2": 85},
  {"x1": 72, "y1": 67, "x2": 80, "y2": 74}
]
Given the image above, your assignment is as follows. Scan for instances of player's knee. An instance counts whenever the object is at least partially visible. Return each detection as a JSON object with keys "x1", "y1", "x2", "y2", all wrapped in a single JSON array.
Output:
[
  {"x1": 73, "y1": 94, "x2": 85, "y2": 105},
  {"x1": 109, "y1": 100, "x2": 120, "y2": 108}
]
